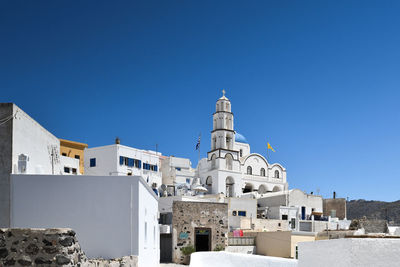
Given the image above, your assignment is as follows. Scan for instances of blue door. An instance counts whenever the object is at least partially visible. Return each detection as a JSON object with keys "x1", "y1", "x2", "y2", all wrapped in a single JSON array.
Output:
[{"x1": 301, "y1": 206, "x2": 306, "y2": 220}]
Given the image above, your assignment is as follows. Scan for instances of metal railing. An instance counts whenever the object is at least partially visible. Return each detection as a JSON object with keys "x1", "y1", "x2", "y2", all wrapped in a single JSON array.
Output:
[{"x1": 228, "y1": 236, "x2": 255, "y2": 246}]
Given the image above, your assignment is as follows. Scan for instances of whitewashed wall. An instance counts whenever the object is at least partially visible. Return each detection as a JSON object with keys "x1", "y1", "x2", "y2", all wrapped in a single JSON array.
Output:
[
  {"x1": 289, "y1": 189, "x2": 323, "y2": 216},
  {"x1": 298, "y1": 238, "x2": 400, "y2": 267},
  {"x1": 84, "y1": 144, "x2": 162, "y2": 188},
  {"x1": 12, "y1": 104, "x2": 62, "y2": 174},
  {"x1": 10, "y1": 174, "x2": 159, "y2": 267}
]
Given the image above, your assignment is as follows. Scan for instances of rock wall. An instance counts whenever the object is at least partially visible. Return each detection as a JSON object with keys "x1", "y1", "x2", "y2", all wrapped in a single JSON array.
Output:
[
  {"x1": 172, "y1": 201, "x2": 228, "y2": 264},
  {"x1": 0, "y1": 228, "x2": 138, "y2": 266},
  {"x1": 323, "y1": 198, "x2": 347, "y2": 219}
]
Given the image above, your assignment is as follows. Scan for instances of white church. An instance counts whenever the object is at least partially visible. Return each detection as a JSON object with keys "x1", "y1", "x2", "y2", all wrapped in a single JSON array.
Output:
[{"x1": 197, "y1": 91, "x2": 288, "y2": 197}]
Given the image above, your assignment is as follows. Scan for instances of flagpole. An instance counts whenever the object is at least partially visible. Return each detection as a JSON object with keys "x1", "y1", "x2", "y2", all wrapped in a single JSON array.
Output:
[{"x1": 198, "y1": 133, "x2": 201, "y2": 164}]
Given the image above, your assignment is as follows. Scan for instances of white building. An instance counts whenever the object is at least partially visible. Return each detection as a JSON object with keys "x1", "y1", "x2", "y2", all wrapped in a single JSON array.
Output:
[
  {"x1": 84, "y1": 143, "x2": 162, "y2": 191},
  {"x1": 257, "y1": 189, "x2": 323, "y2": 231},
  {"x1": 197, "y1": 92, "x2": 288, "y2": 197},
  {"x1": 10, "y1": 174, "x2": 160, "y2": 267},
  {"x1": 160, "y1": 156, "x2": 196, "y2": 186},
  {"x1": 0, "y1": 103, "x2": 79, "y2": 227}
]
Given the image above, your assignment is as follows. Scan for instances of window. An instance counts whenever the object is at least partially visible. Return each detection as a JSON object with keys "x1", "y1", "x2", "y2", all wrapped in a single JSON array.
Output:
[
  {"x1": 72, "y1": 168, "x2": 77, "y2": 174},
  {"x1": 247, "y1": 166, "x2": 252, "y2": 175},
  {"x1": 135, "y1": 159, "x2": 141, "y2": 168},
  {"x1": 186, "y1": 178, "x2": 190, "y2": 184},
  {"x1": 282, "y1": 215, "x2": 288, "y2": 220},
  {"x1": 120, "y1": 156, "x2": 124, "y2": 165},
  {"x1": 260, "y1": 168, "x2": 266, "y2": 176},
  {"x1": 232, "y1": 211, "x2": 237, "y2": 216},
  {"x1": 240, "y1": 149, "x2": 243, "y2": 157},
  {"x1": 274, "y1": 170, "x2": 280, "y2": 178},
  {"x1": 64, "y1": 167, "x2": 70, "y2": 173},
  {"x1": 175, "y1": 167, "x2": 181, "y2": 171},
  {"x1": 238, "y1": 211, "x2": 246, "y2": 217},
  {"x1": 90, "y1": 158, "x2": 96, "y2": 167},
  {"x1": 291, "y1": 218, "x2": 296, "y2": 229},
  {"x1": 225, "y1": 154, "x2": 233, "y2": 170},
  {"x1": 211, "y1": 154, "x2": 216, "y2": 169},
  {"x1": 62, "y1": 153, "x2": 67, "y2": 156},
  {"x1": 74, "y1": 155, "x2": 80, "y2": 159}
]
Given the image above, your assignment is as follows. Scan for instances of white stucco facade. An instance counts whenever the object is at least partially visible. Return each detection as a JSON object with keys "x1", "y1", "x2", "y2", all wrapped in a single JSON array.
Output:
[
  {"x1": 84, "y1": 144, "x2": 162, "y2": 191},
  {"x1": 197, "y1": 92, "x2": 288, "y2": 198},
  {"x1": 0, "y1": 103, "x2": 78, "y2": 227},
  {"x1": 11, "y1": 104, "x2": 63, "y2": 175},
  {"x1": 160, "y1": 156, "x2": 195, "y2": 186},
  {"x1": 10, "y1": 174, "x2": 159, "y2": 267},
  {"x1": 298, "y1": 238, "x2": 400, "y2": 267}
]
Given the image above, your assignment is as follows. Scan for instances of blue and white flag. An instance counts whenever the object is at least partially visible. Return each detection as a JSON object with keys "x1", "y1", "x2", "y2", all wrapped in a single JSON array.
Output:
[{"x1": 195, "y1": 134, "x2": 201, "y2": 150}]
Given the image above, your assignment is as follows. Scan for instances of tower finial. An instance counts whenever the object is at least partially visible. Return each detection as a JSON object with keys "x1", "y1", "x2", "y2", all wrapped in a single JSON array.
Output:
[{"x1": 222, "y1": 89, "x2": 226, "y2": 96}]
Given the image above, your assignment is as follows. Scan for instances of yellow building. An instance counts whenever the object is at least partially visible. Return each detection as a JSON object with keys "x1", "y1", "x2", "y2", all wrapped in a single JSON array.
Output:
[{"x1": 59, "y1": 139, "x2": 88, "y2": 174}]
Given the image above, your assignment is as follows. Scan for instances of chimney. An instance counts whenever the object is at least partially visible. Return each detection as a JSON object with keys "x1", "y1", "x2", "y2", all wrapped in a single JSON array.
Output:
[
  {"x1": 333, "y1": 191, "x2": 336, "y2": 199},
  {"x1": 115, "y1": 137, "x2": 120, "y2": 144}
]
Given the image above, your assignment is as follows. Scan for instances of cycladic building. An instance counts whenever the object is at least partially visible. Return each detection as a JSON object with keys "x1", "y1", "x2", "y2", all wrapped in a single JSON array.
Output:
[
  {"x1": 0, "y1": 103, "x2": 79, "y2": 227},
  {"x1": 84, "y1": 142, "x2": 162, "y2": 191},
  {"x1": 197, "y1": 92, "x2": 288, "y2": 197}
]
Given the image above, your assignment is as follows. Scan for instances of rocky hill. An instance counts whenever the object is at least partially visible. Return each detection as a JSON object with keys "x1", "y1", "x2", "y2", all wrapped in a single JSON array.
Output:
[{"x1": 347, "y1": 199, "x2": 400, "y2": 225}]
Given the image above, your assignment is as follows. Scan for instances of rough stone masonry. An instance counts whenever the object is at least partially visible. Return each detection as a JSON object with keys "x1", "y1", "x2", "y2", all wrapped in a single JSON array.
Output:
[
  {"x1": 172, "y1": 201, "x2": 228, "y2": 264},
  {"x1": 0, "y1": 228, "x2": 137, "y2": 267}
]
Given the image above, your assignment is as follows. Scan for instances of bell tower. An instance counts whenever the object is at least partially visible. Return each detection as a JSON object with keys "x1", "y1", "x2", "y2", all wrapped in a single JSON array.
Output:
[{"x1": 211, "y1": 90, "x2": 235, "y2": 150}]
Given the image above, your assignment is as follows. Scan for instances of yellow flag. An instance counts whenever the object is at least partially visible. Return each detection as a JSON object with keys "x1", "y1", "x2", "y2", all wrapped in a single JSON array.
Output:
[{"x1": 267, "y1": 142, "x2": 275, "y2": 152}]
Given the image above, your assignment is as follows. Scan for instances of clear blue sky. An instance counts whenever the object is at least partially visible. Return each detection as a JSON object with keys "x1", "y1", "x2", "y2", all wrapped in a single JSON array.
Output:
[{"x1": 1, "y1": 1, "x2": 399, "y2": 201}]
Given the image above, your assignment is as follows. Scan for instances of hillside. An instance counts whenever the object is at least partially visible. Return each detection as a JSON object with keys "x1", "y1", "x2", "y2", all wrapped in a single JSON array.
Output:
[{"x1": 347, "y1": 199, "x2": 400, "y2": 225}]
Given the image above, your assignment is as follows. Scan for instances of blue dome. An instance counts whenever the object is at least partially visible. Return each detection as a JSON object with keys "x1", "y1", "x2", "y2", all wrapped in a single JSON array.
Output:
[{"x1": 235, "y1": 132, "x2": 248, "y2": 144}]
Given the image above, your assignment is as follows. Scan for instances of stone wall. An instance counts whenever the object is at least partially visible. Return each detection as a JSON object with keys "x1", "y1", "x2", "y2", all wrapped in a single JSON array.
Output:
[
  {"x1": 0, "y1": 228, "x2": 138, "y2": 266},
  {"x1": 172, "y1": 201, "x2": 228, "y2": 264},
  {"x1": 323, "y1": 198, "x2": 346, "y2": 219}
]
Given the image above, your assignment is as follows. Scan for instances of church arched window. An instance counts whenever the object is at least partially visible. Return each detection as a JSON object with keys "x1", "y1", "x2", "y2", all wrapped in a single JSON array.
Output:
[
  {"x1": 225, "y1": 153, "x2": 233, "y2": 170},
  {"x1": 211, "y1": 154, "x2": 216, "y2": 169},
  {"x1": 206, "y1": 176, "x2": 212, "y2": 192},
  {"x1": 260, "y1": 168, "x2": 266, "y2": 176},
  {"x1": 247, "y1": 166, "x2": 252, "y2": 175},
  {"x1": 274, "y1": 170, "x2": 280, "y2": 178}
]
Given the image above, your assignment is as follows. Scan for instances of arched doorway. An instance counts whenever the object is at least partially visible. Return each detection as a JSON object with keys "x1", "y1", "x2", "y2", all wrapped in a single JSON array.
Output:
[
  {"x1": 226, "y1": 177, "x2": 235, "y2": 197},
  {"x1": 243, "y1": 183, "x2": 253, "y2": 193}
]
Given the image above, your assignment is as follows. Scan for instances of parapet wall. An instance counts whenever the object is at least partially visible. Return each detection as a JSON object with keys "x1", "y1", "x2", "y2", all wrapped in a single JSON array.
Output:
[{"x1": 0, "y1": 228, "x2": 137, "y2": 266}]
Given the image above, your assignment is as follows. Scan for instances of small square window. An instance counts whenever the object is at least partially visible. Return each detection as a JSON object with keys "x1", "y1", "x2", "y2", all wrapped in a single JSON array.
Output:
[
  {"x1": 62, "y1": 153, "x2": 67, "y2": 156},
  {"x1": 90, "y1": 158, "x2": 96, "y2": 167},
  {"x1": 238, "y1": 211, "x2": 246, "y2": 217},
  {"x1": 64, "y1": 167, "x2": 70, "y2": 173},
  {"x1": 72, "y1": 168, "x2": 77, "y2": 174},
  {"x1": 75, "y1": 155, "x2": 80, "y2": 159},
  {"x1": 232, "y1": 211, "x2": 237, "y2": 216}
]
